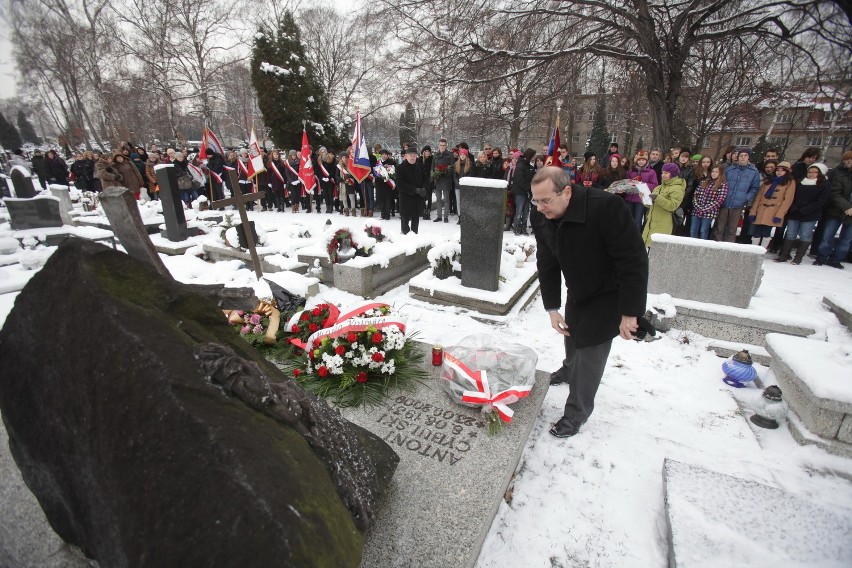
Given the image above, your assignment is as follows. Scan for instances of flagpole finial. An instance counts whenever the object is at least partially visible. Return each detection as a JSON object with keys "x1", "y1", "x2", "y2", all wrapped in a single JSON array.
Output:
[{"x1": 302, "y1": 120, "x2": 306, "y2": 130}]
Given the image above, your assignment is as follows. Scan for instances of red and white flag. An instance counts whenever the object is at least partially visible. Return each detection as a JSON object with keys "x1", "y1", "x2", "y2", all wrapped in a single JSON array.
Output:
[
  {"x1": 245, "y1": 128, "x2": 266, "y2": 179},
  {"x1": 299, "y1": 129, "x2": 317, "y2": 192}
]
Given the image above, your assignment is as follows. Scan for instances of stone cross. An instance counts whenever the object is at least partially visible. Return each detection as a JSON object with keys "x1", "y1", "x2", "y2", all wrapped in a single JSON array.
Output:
[
  {"x1": 100, "y1": 187, "x2": 171, "y2": 278},
  {"x1": 154, "y1": 164, "x2": 189, "y2": 242},
  {"x1": 211, "y1": 169, "x2": 265, "y2": 279}
]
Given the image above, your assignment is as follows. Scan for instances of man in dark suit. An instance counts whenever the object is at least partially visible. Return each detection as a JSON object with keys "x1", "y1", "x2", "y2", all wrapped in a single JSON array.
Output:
[
  {"x1": 395, "y1": 146, "x2": 424, "y2": 234},
  {"x1": 530, "y1": 167, "x2": 649, "y2": 438}
]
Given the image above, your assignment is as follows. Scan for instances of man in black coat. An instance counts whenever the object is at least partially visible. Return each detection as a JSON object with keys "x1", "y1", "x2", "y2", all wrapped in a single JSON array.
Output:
[
  {"x1": 531, "y1": 167, "x2": 648, "y2": 438},
  {"x1": 395, "y1": 146, "x2": 423, "y2": 234}
]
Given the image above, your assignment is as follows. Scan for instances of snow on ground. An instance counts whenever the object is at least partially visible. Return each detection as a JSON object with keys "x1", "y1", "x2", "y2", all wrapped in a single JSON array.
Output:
[{"x1": 1, "y1": 206, "x2": 851, "y2": 567}]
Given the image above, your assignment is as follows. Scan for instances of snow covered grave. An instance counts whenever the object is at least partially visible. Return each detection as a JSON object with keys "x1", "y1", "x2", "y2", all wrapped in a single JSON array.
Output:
[
  {"x1": 649, "y1": 234, "x2": 765, "y2": 309},
  {"x1": 338, "y1": 342, "x2": 550, "y2": 568},
  {"x1": 663, "y1": 459, "x2": 852, "y2": 567},
  {"x1": 766, "y1": 333, "x2": 852, "y2": 458}
]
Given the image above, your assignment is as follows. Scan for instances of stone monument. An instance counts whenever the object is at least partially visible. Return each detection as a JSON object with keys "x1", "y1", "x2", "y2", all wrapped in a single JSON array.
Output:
[
  {"x1": 458, "y1": 177, "x2": 508, "y2": 291},
  {"x1": 154, "y1": 163, "x2": 190, "y2": 242},
  {"x1": 9, "y1": 167, "x2": 37, "y2": 198},
  {"x1": 0, "y1": 238, "x2": 398, "y2": 567}
]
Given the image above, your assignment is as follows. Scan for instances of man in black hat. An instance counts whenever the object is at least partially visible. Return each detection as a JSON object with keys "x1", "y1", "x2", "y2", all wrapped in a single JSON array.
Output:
[{"x1": 396, "y1": 146, "x2": 424, "y2": 234}]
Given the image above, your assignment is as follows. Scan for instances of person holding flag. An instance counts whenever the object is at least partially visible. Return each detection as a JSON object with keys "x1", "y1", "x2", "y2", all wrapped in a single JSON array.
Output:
[
  {"x1": 348, "y1": 109, "x2": 375, "y2": 217},
  {"x1": 298, "y1": 128, "x2": 319, "y2": 213}
]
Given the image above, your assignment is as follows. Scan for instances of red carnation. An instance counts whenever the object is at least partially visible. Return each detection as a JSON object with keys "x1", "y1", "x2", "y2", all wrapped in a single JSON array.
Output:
[
  {"x1": 309, "y1": 323, "x2": 319, "y2": 332},
  {"x1": 318, "y1": 366, "x2": 329, "y2": 377},
  {"x1": 346, "y1": 332, "x2": 358, "y2": 342},
  {"x1": 312, "y1": 307, "x2": 322, "y2": 316},
  {"x1": 291, "y1": 324, "x2": 300, "y2": 333},
  {"x1": 372, "y1": 352, "x2": 384, "y2": 363},
  {"x1": 356, "y1": 372, "x2": 368, "y2": 383},
  {"x1": 371, "y1": 332, "x2": 383, "y2": 344},
  {"x1": 300, "y1": 312, "x2": 309, "y2": 321},
  {"x1": 313, "y1": 339, "x2": 321, "y2": 348},
  {"x1": 293, "y1": 369, "x2": 301, "y2": 377},
  {"x1": 335, "y1": 345, "x2": 346, "y2": 355}
]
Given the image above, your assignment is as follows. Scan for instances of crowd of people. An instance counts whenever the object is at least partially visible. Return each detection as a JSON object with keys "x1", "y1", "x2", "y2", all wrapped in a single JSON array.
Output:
[{"x1": 3, "y1": 138, "x2": 850, "y2": 267}]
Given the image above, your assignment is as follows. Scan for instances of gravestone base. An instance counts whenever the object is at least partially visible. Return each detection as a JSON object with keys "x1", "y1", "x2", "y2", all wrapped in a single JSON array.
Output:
[
  {"x1": 203, "y1": 243, "x2": 307, "y2": 275},
  {"x1": 159, "y1": 226, "x2": 200, "y2": 240},
  {"x1": 823, "y1": 295, "x2": 852, "y2": 333},
  {"x1": 663, "y1": 459, "x2": 852, "y2": 567},
  {"x1": 332, "y1": 246, "x2": 431, "y2": 298},
  {"x1": 651, "y1": 299, "x2": 821, "y2": 347},
  {"x1": 75, "y1": 215, "x2": 164, "y2": 235},
  {"x1": 336, "y1": 341, "x2": 549, "y2": 568},
  {"x1": 409, "y1": 264, "x2": 539, "y2": 317}
]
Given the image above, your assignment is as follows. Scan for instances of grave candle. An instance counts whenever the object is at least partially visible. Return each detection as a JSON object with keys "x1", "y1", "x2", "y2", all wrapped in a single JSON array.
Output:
[{"x1": 432, "y1": 345, "x2": 443, "y2": 366}]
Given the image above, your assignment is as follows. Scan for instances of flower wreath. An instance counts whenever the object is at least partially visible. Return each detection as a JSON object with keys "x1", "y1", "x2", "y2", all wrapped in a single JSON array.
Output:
[
  {"x1": 327, "y1": 228, "x2": 372, "y2": 264},
  {"x1": 364, "y1": 224, "x2": 385, "y2": 242}
]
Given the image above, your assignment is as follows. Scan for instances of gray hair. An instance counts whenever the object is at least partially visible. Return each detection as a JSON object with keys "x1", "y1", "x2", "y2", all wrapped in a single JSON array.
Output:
[{"x1": 531, "y1": 166, "x2": 572, "y2": 191}]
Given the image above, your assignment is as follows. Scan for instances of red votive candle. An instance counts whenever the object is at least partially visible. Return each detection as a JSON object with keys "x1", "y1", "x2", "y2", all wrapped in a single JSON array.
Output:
[{"x1": 432, "y1": 345, "x2": 443, "y2": 366}]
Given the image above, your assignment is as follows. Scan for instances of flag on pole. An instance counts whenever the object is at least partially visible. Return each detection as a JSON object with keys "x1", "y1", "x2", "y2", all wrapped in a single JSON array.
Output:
[
  {"x1": 545, "y1": 115, "x2": 561, "y2": 166},
  {"x1": 299, "y1": 129, "x2": 317, "y2": 192},
  {"x1": 347, "y1": 110, "x2": 372, "y2": 183},
  {"x1": 245, "y1": 128, "x2": 266, "y2": 179}
]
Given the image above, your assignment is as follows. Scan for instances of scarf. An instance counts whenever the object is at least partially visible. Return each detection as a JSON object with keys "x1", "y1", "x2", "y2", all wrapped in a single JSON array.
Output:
[
  {"x1": 800, "y1": 178, "x2": 816, "y2": 186},
  {"x1": 764, "y1": 175, "x2": 785, "y2": 198}
]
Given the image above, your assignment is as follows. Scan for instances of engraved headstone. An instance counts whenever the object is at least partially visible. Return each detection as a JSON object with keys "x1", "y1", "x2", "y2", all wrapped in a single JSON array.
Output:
[
  {"x1": 458, "y1": 177, "x2": 508, "y2": 291},
  {"x1": 10, "y1": 167, "x2": 37, "y2": 198},
  {"x1": 154, "y1": 164, "x2": 189, "y2": 242},
  {"x1": 339, "y1": 343, "x2": 549, "y2": 568},
  {"x1": 4, "y1": 196, "x2": 63, "y2": 230}
]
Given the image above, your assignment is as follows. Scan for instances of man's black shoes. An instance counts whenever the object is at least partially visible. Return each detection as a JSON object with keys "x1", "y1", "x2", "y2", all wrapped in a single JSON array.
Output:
[
  {"x1": 549, "y1": 371, "x2": 568, "y2": 386},
  {"x1": 549, "y1": 417, "x2": 581, "y2": 438}
]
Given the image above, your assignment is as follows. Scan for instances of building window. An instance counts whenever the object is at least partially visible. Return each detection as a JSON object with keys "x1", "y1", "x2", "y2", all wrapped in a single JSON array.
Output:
[
  {"x1": 735, "y1": 136, "x2": 752, "y2": 146},
  {"x1": 606, "y1": 113, "x2": 616, "y2": 122},
  {"x1": 830, "y1": 135, "x2": 848, "y2": 147},
  {"x1": 572, "y1": 132, "x2": 581, "y2": 144},
  {"x1": 586, "y1": 112, "x2": 595, "y2": 122},
  {"x1": 609, "y1": 133, "x2": 618, "y2": 144},
  {"x1": 776, "y1": 113, "x2": 793, "y2": 124},
  {"x1": 769, "y1": 137, "x2": 786, "y2": 146},
  {"x1": 700, "y1": 137, "x2": 710, "y2": 148},
  {"x1": 806, "y1": 136, "x2": 822, "y2": 146},
  {"x1": 824, "y1": 111, "x2": 843, "y2": 123}
]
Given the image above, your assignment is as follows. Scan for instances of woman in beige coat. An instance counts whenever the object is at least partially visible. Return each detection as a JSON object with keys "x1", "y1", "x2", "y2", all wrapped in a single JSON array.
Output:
[{"x1": 748, "y1": 160, "x2": 796, "y2": 239}]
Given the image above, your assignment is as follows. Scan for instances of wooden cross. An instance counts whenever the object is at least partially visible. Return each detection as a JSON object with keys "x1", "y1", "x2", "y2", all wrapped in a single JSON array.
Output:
[{"x1": 211, "y1": 169, "x2": 265, "y2": 279}]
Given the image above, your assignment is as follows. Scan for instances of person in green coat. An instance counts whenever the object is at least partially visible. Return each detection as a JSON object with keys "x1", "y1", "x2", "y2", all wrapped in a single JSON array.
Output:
[{"x1": 643, "y1": 162, "x2": 687, "y2": 247}]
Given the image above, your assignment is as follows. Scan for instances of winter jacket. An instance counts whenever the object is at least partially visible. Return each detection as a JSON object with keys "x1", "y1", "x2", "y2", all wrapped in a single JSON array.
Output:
[
  {"x1": 30, "y1": 155, "x2": 48, "y2": 180},
  {"x1": 642, "y1": 176, "x2": 687, "y2": 247},
  {"x1": 825, "y1": 164, "x2": 852, "y2": 224},
  {"x1": 531, "y1": 186, "x2": 648, "y2": 348},
  {"x1": 145, "y1": 157, "x2": 159, "y2": 190},
  {"x1": 112, "y1": 154, "x2": 145, "y2": 196},
  {"x1": 453, "y1": 158, "x2": 474, "y2": 190},
  {"x1": 421, "y1": 154, "x2": 434, "y2": 187},
  {"x1": 723, "y1": 163, "x2": 760, "y2": 208},
  {"x1": 597, "y1": 169, "x2": 624, "y2": 190},
  {"x1": 691, "y1": 179, "x2": 728, "y2": 219},
  {"x1": 45, "y1": 156, "x2": 69, "y2": 184},
  {"x1": 625, "y1": 166, "x2": 658, "y2": 204},
  {"x1": 432, "y1": 150, "x2": 454, "y2": 191},
  {"x1": 574, "y1": 167, "x2": 600, "y2": 188},
  {"x1": 70, "y1": 159, "x2": 94, "y2": 190},
  {"x1": 95, "y1": 156, "x2": 124, "y2": 190},
  {"x1": 285, "y1": 158, "x2": 303, "y2": 197},
  {"x1": 268, "y1": 158, "x2": 287, "y2": 193},
  {"x1": 511, "y1": 160, "x2": 534, "y2": 197},
  {"x1": 395, "y1": 159, "x2": 422, "y2": 198},
  {"x1": 749, "y1": 176, "x2": 796, "y2": 227},
  {"x1": 786, "y1": 179, "x2": 830, "y2": 223},
  {"x1": 470, "y1": 161, "x2": 491, "y2": 178}
]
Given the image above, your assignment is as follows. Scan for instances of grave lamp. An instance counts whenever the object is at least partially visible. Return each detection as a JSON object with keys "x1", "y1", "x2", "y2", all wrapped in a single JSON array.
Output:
[
  {"x1": 722, "y1": 349, "x2": 758, "y2": 388},
  {"x1": 749, "y1": 385, "x2": 788, "y2": 429}
]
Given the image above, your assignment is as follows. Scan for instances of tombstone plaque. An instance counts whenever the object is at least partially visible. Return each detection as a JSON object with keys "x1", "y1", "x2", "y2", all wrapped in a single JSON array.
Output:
[
  {"x1": 339, "y1": 342, "x2": 549, "y2": 568},
  {"x1": 4, "y1": 196, "x2": 64, "y2": 230},
  {"x1": 154, "y1": 164, "x2": 189, "y2": 242},
  {"x1": 458, "y1": 177, "x2": 508, "y2": 291},
  {"x1": 10, "y1": 167, "x2": 37, "y2": 199}
]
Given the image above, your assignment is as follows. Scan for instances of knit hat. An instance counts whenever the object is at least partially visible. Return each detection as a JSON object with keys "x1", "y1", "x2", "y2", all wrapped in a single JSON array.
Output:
[
  {"x1": 635, "y1": 150, "x2": 649, "y2": 161},
  {"x1": 404, "y1": 146, "x2": 418, "y2": 155},
  {"x1": 511, "y1": 151, "x2": 522, "y2": 159},
  {"x1": 459, "y1": 148, "x2": 469, "y2": 156},
  {"x1": 738, "y1": 147, "x2": 752, "y2": 157},
  {"x1": 421, "y1": 145, "x2": 432, "y2": 153},
  {"x1": 691, "y1": 154, "x2": 703, "y2": 162},
  {"x1": 608, "y1": 153, "x2": 621, "y2": 162},
  {"x1": 583, "y1": 151, "x2": 596, "y2": 161},
  {"x1": 808, "y1": 163, "x2": 828, "y2": 176},
  {"x1": 662, "y1": 162, "x2": 680, "y2": 177}
]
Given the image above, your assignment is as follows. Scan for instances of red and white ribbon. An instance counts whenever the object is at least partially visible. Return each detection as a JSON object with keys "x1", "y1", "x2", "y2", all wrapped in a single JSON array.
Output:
[
  {"x1": 286, "y1": 302, "x2": 398, "y2": 351},
  {"x1": 443, "y1": 352, "x2": 532, "y2": 423},
  {"x1": 305, "y1": 315, "x2": 406, "y2": 350}
]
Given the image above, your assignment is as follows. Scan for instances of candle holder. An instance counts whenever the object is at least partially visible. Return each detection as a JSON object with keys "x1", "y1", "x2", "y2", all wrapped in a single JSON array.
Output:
[
  {"x1": 750, "y1": 385, "x2": 788, "y2": 429},
  {"x1": 722, "y1": 349, "x2": 758, "y2": 388}
]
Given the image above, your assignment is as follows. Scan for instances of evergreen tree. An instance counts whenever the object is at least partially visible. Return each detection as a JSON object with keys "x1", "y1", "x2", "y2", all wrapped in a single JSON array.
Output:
[
  {"x1": 586, "y1": 97, "x2": 610, "y2": 160},
  {"x1": 751, "y1": 134, "x2": 769, "y2": 165},
  {"x1": 17, "y1": 110, "x2": 41, "y2": 145},
  {"x1": 398, "y1": 102, "x2": 416, "y2": 149},
  {"x1": 636, "y1": 136, "x2": 645, "y2": 152},
  {"x1": 0, "y1": 112, "x2": 23, "y2": 150},
  {"x1": 250, "y1": 12, "x2": 346, "y2": 151}
]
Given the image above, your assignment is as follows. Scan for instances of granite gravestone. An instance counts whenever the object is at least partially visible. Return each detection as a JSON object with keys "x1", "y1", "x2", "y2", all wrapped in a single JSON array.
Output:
[
  {"x1": 458, "y1": 177, "x2": 508, "y2": 291},
  {"x1": 0, "y1": 238, "x2": 398, "y2": 567},
  {"x1": 4, "y1": 195, "x2": 63, "y2": 230},
  {"x1": 100, "y1": 186, "x2": 171, "y2": 278},
  {"x1": 48, "y1": 185, "x2": 73, "y2": 225},
  {"x1": 10, "y1": 167, "x2": 37, "y2": 198},
  {"x1": 154, "y1": 163, "x2": 189, "y2": 242},
  {"x1": 339, "y1": 343, "x2": 549, "y2": 568}
]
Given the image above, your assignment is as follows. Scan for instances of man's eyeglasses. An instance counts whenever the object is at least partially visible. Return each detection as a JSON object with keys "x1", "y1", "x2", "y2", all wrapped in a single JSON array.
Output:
[{"x1": 531, "y1": 190, "x2": 564, "y2": 206}]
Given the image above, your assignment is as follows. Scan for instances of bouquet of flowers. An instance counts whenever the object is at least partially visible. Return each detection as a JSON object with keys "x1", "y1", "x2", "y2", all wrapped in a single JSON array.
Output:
[
  {"x1": 606, "y1": 179, "x2": 641, "y2": 194},
  {"x1": 374, "y1": 163, "x2": 396, "y2": 189},
  {"x1": 364, "y1": 225, "x2": 385, "y2": 242},
  {"x1": 441, "y1": 334, "x2": 538, "y2": 433},
  {"x1": 225, "y1": 301, "x2": 282, "y2": 348},
  {"x1": 284, "y1": 302, "x2": 428, "y2": 407},
  {"x1": 431, "y1": 164, "x2": 450, "y2": 180}
]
